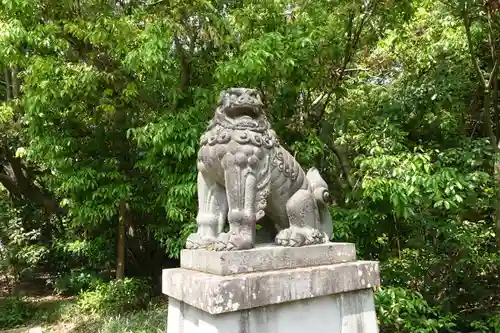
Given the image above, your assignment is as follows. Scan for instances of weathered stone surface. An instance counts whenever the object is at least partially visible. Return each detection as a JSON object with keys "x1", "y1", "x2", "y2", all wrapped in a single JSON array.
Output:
[
  {"x1": 162, "y1": 260, "x2": 380, "y2": 315},
  {"x1": 181, "y1": 242, "x2": 356, "y2": 275},
  {"x1": 167, "y1": 289, "x2": 379, "y2": 333}
]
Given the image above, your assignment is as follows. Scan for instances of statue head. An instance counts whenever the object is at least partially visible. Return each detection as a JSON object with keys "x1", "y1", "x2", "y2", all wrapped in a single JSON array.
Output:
[
  {"x1": 217, "y1": 87, "x2": 264, "y2": 119},
  {"x1": 208, "y1": 87, "x2": 269, "y2": 131}
]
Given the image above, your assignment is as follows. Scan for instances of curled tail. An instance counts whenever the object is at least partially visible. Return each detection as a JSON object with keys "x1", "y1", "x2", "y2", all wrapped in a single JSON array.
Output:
[{"x1": 306, "y1": 167, "x2": 333, "y2": 239}]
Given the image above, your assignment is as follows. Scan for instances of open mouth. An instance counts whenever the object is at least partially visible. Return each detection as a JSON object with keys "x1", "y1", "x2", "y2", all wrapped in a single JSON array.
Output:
[{"x1": 225, "y1": 105, "x2": 260, "y2": 119}]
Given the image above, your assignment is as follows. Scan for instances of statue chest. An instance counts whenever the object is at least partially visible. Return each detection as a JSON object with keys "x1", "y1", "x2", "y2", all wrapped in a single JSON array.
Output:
[{"x1": 197, "y1": 129, "x2": 277, "y2": 182}]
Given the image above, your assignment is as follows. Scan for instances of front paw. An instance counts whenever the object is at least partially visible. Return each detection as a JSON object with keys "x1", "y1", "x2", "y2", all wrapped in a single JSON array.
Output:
[
  {"x1": 186, "y1": 233, "x2": 217, "y2": 249},
  {"x1": 215, "y1": 232, "x2": 254, "y2": 251},
  {"x1": 275, "y1": 227, "x2": 327, "y2": 247},
  {"x1": 275, "y1": 228, "x2": 304, "y2": 247}
]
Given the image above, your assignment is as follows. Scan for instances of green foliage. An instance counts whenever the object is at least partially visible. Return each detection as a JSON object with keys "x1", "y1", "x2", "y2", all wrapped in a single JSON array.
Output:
[
  {"x1": 76, "y1": 303, "x2": 167, "y2": 333},
  {"x1": 50, "y1": 269, "x2": 103, "y2": 296},
  {"x1": 50, "y1": 236, "x2": 115, "y2": 273},
  {"x1": 471, "y1": 314, "x2": 500, "y2": 333},
  {"x1": 77, "y1": 278, "x2": 150, "y2": 315},
  {"x1": 376, "y1": 287, "x2": 457, "y2": 333},
  {"x1": 0, "y1": 0, "x2": 499, "y2": 331},
  {"x1": 0, "y1": 296, "x2": 34, "y2": 329},
  {"x1": 0, "y1": 202, "x2": 49, "y2": 283},
  {"x1": 0, "y1": 295, "x2": 166, "y2": 332}
]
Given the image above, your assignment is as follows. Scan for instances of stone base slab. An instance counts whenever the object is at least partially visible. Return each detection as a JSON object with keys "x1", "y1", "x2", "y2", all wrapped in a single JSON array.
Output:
[
  {"x1": 167, "y1": 288, "x2": 379, "y2": 333},
  {"x1": 180, "y1": 242, "x2": 356, "y2": 275},
  {"x1": 162, "y1": 260, "x2": 379, "y2": 315}
]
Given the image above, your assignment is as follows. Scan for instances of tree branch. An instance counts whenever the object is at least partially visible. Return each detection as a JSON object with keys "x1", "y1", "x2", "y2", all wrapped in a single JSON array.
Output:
[
  {"x1": 315, "y1": 0, "x2": 379, "y2": 124},
  {"x1": 327, "y1": 143, "x2": 354, "y2": 189},
  {"x1": 486, "y1": 0, "x2": 500, "y2": 139},
  {"x1": 5, "y1": 150, "x2": 26, "y2": 184},
  {"x1": 463, "y1": 6, "x2": 486, "y2": 85},
  {"x1": 486, "y1": 1, "x2": 498, "y2": 63},
  {"x1": 1, "y1": 148, "x2": 66, "y2": 215},
  {"x1": 0, "y1": 172, "x2": 22, "y2": 198},
  {"x1": 487, "y1": 59, "x2": 499, "y2": 88},
  {"x1": 344, "y1": 68, "x2": 370, "y2": 72}
]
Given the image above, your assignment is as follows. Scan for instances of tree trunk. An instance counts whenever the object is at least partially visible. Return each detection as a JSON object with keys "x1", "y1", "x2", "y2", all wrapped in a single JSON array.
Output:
[
  {"x1": 496, "y1": 140, "x2": 500, "y2": 249},
  {"x1": 116, "y1": 201, "x2": 128, "y2": 280},
  {"x1": 463, "y1": 6, "x2": 500, "y2": 249},
  {"x1": 482, "y1": 89, "x2": 500, "y2": 249},
  {"x1": 11, "y1": 67, "x2": 19, "y2": 99},
  {"x1": 4, "y1": 68, "x2": 11, "y2": 101}
]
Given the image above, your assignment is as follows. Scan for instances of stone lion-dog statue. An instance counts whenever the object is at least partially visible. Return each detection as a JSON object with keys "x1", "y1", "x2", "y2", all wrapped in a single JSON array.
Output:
[{"x1": 186, "y1": 87, "x2": 334, "y2": 251}]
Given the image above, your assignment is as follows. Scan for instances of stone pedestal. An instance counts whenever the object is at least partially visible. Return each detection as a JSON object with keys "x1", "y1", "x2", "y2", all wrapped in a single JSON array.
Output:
[{"x1": 162, "y1": 243, "x2": 380, "y2": 333}]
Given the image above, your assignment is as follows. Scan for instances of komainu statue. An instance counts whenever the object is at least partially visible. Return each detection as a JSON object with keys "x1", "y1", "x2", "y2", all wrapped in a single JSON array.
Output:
[{"x1": 186, "y1": 88, "x2": 334, "y2": 251}]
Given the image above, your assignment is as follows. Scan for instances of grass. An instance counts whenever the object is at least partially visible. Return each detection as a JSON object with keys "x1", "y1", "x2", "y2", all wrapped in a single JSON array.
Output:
[
  {"x1": 64, "y1": 304, "x2": 167, "y2": 333},
  {"x1": 0, "y1": 296, "x2": 167, "y2": 333},
  {"x1": 1, "y1": 273, "x2": 167, "y2": 333}
]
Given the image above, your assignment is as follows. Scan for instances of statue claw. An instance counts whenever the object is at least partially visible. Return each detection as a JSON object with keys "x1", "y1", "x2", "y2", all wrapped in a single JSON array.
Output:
[
  {"x1": 186, "y1": 233, "x2": 217, "y2": 250},
  {"x1": 275, "y1": 227, "x2": 328, "y2": 247},
  {"x1": 214, "y1": 231, "x2": 253, "y2": 251}
]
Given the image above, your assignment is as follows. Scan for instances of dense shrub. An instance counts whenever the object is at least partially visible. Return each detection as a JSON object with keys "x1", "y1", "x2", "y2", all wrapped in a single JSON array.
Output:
[
  {"x1": 0, "y1": 202, "x2": 49, "y2": 284},
  {"x1": 375, "y1": 287, "x2": 457, "y2": 333},
  {"x1": 77, "y1": 278, "x2": 150, "y2": 315},
  {"x1": 471, "y1": 314, "x2": 500, "y2": 333},
  {"x1": 0, "y1": 297, "x2": 35, "y2": 328},
  {"x1": 49, "y1": 269, "x2": 104, "y2": 296}
]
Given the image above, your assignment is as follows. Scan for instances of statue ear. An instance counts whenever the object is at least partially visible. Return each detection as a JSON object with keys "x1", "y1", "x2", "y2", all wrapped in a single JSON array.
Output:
[{"x1": 218, "y1": 90, "x2": 227, "y2": 103}]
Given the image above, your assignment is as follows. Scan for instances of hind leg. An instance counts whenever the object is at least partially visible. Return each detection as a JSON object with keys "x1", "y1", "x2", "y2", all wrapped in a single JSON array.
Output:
[
  {"x1": 186, "y1": 171, "x2": 228, "y2": 249},
  {"x1": 275, "y1": 189, "x2": 328, "y2": 247}
]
